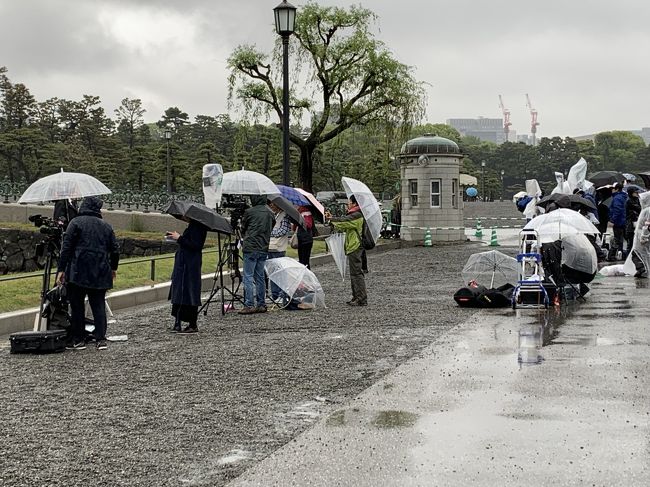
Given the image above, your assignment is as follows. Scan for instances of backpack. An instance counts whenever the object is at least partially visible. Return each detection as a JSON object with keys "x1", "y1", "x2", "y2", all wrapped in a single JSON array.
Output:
[{"x1": 357, "y1": 220, "x2": 375, "y2": 250}]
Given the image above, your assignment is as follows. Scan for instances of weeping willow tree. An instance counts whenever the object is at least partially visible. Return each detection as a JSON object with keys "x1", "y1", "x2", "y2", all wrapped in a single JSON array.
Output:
[{"x1": 227, "y1": 2, "x2": 426, "y2": 192}]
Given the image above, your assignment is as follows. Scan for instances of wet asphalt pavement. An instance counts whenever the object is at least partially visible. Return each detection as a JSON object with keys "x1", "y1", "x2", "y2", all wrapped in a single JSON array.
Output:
[
  {"x1": 0, "y1": 244, "x2": 482, "y2": 487},
  {"x1": 230, "y1": 276, "x2": 650, "y2": 487}
]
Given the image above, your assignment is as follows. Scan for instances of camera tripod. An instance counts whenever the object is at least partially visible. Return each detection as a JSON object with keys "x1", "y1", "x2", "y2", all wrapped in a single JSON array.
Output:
[
  {"x1": 34, "y1": 237, "x2": 62, "y2": 332},
  {"x1": 200, "y1": 229, "x2": 245, "y2": 316}
]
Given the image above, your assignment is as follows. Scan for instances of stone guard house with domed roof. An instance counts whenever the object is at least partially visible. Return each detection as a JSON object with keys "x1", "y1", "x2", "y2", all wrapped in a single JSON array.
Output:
[{"x1": 398, "y1": 134, "x2": 465, "y2": 243}]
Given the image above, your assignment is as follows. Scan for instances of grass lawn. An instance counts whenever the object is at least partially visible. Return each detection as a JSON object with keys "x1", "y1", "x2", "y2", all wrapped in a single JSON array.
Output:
[{"x1": 0, "y1": 240, "x2": 327, "y2": 314}]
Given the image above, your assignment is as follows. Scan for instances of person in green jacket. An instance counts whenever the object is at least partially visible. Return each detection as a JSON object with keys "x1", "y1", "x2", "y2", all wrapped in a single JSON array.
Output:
[{"x1": 327, "y1": 195, "x2": 367, "y2": 306}]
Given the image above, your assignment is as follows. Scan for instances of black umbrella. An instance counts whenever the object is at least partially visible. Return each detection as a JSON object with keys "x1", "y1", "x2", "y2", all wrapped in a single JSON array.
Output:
[
  {"x1": 599, "y1": 196, "x2": 613, "y2": 208},
  {"x1": 267, "y1": 194, "x2": 306, "y2": 229},
  {"x1": 639, "y1": 172, "x2": 650, "y2": 189},
  {"x1": 566, "y1": 193, "x2": 597, "y2": 211},
  {"x1": 163, "y1": 200, "x2": 233, "y2": 234},
  {"x1": 588, "y1": 170, "x2": 625, "y2": 188},
  {"x1": 538, "y1": 193, "x2": 571, "y2": 209}
]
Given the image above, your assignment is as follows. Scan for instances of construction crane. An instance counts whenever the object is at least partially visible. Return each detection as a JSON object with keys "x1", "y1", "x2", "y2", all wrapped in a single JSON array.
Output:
[
  {"x1": 526, "y1": 93, "x2": 540, "y2": 146},
  {"x1": 498, "y1": 95, "x2": 512, "y2": 143}
]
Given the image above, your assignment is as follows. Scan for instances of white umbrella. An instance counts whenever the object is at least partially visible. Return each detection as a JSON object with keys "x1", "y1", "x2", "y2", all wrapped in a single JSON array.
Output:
[
  {"x1": 341, "y1": 176, "x2": 382, "y2": 243},
  {"x1": 221, "y1": 170, "x2": 280, "y2": 195},
  {"x1": 523, "y1": 208, "x2": 600, "y2": 243},
  {"x1": 265, "y1": 257, "x2": 325, "y2": 309},
  {"x1": 18, "y1": 170, "x2": 111, "y2": 203},
  {"x1": 326, "y1": 232, "x2": 347, "y2": 280}
]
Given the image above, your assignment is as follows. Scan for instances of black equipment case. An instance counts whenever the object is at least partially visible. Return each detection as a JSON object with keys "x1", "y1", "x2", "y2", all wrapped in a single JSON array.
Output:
[{"x1": 10, "y1": 329, "x2": 67, "y2": 354}]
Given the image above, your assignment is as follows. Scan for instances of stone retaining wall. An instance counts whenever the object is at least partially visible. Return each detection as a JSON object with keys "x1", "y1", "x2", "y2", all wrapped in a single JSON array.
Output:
[{"x1": 0, "y1": 228, "x2": 177, "y2": 274}]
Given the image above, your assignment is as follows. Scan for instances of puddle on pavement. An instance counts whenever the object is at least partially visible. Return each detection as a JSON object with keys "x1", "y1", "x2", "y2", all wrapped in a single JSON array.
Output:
[
  {"x1": 326, "y1": 410, "x2": 347, "y2": 427},
  {"x1": 326, "y1": 409, "x2": 419, "y2": 429},
  {"x1": 372, "y1": 410, "x2": 418, "y2": 429},
  {"x1": 577, "y1": 312, "x2": 636, "y2": 320},
  {"x1": 516, "y1": 306, "x2": 578, "y2": 366}
]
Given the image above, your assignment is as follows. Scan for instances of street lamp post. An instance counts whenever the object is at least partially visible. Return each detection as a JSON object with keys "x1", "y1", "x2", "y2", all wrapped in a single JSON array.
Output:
[
  {"x1": 481, "y1": 161, "x2": 486, "y2": 202},
  {"x1": 500, "y1": 169, "x2": 505, "y2": 201},
  {"x1": 164, "y1": 129, "x2": 172, "y2": 193},
  {"x1": 274, "y1": 1, "x2": 297, "y2": 186}
]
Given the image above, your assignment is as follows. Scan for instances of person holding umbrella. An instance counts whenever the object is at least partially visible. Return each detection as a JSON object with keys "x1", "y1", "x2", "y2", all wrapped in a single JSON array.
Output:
[
  {"x1": 166, "y1": 218, "x2": 209, "y2": 333},
  {"x1": 267, "y1": 201, "x2": 291, "y2": 302},
  {"x1": 326, "y1": 195, "x2": 367, "y2": 306},
  {"x1": 607, "y1": 183, "x2": 628, "y2": 261},
  {"x1": 294, "y1": 205, "x2": 315, "y2": 268},
  {"x1": 56, "y1": 196, "x2": 119, "y2": 350}
]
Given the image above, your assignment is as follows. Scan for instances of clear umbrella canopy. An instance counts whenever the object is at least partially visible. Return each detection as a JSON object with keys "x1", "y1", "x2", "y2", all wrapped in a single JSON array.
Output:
[
  {"x1": 18, "y1": 170, "x2": 111, "y2": 203},
  {"x1": 325, "y1": 232, "x2": 347, "y2": 280},
  {"x1": 561, "y1": 234, "x2": 597, "y2": 275},
  {"x1": 265, "y1": 257, "x2": 325, "y2": 308},
  {"x1": 461, "y1": 250, "x2": 519, "y2": 288},
  {"x1": 523, "y1": 208, "x2": 600, "y2": 243},
  {"x1": 341, "y1": 176, "x2": 382, "y2": 243},
  {"x1": 221, "y1": 170, "x2": 280, "y2": 195}
]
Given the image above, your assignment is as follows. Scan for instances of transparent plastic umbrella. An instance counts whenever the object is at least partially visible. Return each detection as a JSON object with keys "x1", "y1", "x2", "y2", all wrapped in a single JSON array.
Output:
[
  {"x1": 265, "y1": 257, "x2": 325, "y2": 309},
  {"x1": 221, "y1": 170, "x2": 280, "y2": 195},
  {"x1": 18, "y1": 170, "x2": 111, "y2": 203},
  {"x1": 461, "y1": 250, "x2": 519, "y2": 288},
  {"x1": 561, "y1": 234, "x2": 597, "y2": 275},
  {"x1": 325, "y1": 232, "x2": 347, "y2": 280},
  {"x1": 341, "y1": 176, "x2": 382, "y2": 243},
  {"x1": 523, "y1": 208, "x2": 600, "y2": 243}
]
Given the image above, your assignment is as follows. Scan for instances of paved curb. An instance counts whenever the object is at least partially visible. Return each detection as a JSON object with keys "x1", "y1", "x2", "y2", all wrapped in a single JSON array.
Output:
[{"x1": 0, "y1": 240, "x2": 405, "y2": 336}]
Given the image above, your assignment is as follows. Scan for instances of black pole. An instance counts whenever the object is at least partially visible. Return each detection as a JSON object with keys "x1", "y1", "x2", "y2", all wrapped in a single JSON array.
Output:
[
  {"x1": 281, "y1": 34, "x2": 290, "y2": 186},
  {"x1": 166, "y1": 139, "x2": 171, "y2": 193},
  {"x1": 481, "y1": 164, "x2": 485, "y2": 202}
]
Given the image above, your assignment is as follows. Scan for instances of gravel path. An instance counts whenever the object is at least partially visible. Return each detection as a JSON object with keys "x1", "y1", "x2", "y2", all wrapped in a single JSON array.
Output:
[{"x1": 0, "y1": 243, "x2": 484, "y2": 487}]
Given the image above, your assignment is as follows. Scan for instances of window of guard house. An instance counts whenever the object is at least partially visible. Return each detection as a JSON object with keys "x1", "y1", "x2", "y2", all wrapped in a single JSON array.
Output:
[
  {"x1": 452, "y1": 178, "x2": 458, "y2": 208},
  {"x1": 430, "y1": 179, "x2": 441, "y2": 208},
  {"x1": 409, "y1": 179, "x2": 418, "y2": 207}
]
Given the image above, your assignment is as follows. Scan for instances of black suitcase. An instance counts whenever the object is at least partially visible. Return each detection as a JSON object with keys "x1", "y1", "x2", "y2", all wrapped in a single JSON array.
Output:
[{"x1": 10, "y1": 329, "x2": 68, "y2": 354}]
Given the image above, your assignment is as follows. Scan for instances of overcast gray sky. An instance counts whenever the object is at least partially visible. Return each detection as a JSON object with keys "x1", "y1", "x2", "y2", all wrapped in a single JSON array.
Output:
[{"x1": 1, "y1": 0, "x2": 648, "y2": 138}]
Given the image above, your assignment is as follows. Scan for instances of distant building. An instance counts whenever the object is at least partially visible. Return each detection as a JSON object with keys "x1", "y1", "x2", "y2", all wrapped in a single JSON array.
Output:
[
  {"x1": 638, "y1": 128, "x2": 650, "y2": 144},
  {"x1": 446, "y1": 117, "x2": 507, "y2": 144},
  {"x1": 573, "y1": 127, "x2": 650, "y2": 145},
  {"x1": 517, "y1": 134, "x2": 532, "y2": 145}
]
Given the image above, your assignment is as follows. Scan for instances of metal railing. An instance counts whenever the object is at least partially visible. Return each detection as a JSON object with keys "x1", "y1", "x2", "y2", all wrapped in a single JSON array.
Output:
[
  {"x1": 2, "y1": 177, "x2": 350, "y2": 218},
  {"x1": 0, "y1": 248, "x2": 219, "y2": 287}
]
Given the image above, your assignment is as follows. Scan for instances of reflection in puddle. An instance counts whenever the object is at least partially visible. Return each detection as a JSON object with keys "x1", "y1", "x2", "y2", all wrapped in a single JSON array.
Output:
[
  {"x1": 372, "y1": 410, "x2": 418, "y2": 429},
  {"x1": 325, "y1": 409, "x2": 419, "y2": 429},
  {"x1": 517, "y1": 306, "x2": 577, "y2": 366},
  {"x1": 518, "y1": 324, "x2": 543, "y2": 365},
  {"x1": 635, "y1": 279, "x2": 649, "y2": 289}
]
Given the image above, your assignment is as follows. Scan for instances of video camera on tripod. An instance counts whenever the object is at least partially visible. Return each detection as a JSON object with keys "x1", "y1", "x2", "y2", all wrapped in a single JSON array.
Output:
[
  {"x1": 220, "y1": 194, "x2": 249, "y2": 234},
  {"x1": 29, "y1": 214, "x2": 65, "y2": 255}
]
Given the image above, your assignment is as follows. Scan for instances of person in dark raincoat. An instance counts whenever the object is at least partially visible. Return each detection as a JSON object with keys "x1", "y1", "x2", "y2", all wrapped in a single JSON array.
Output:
[
  {"x1": 238, "y1": 195, "x2": 274, "y2": 315},
  {"x1": 167, "y1": 219, "x2": 208, "y2": 333},
  {"x1": 607, "y1": 183, "x2": 628, "y2": 261},
  {"x1": 56, "y1": 196, "x2": 119, "y2": 351}
]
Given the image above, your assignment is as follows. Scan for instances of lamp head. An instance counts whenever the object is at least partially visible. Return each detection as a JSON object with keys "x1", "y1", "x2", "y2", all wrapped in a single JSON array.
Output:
[{"x1": 274, "y1": 0, "x2": 297, "y2": 36}]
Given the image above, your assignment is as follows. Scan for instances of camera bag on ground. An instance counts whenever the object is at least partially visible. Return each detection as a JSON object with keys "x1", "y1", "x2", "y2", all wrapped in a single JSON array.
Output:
[
  {"x1": 10, "y1": 329, "x2": 67, "y2": 354},
  {"x1": 10, "y1": 285, "x2": 70, "y2": 354},
  {"x1": 453, "y1": 283, "x2": 488, "y2": 307}
]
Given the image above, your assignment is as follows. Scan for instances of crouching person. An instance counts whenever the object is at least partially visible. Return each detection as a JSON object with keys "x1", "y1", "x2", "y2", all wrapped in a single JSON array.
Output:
[{"x1": 56, "y1": 196, "x2": 119, "y2": 350}]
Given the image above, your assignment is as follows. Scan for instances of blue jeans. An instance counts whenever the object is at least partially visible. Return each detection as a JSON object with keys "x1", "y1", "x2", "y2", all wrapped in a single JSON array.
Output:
[
  {"x1": 243, "y1": 251, "x2": 267, "y2": 308},
  {"x1": 267, "y1": 251, "x2": 286, "y2": 300}
]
